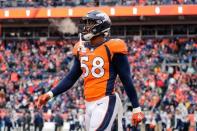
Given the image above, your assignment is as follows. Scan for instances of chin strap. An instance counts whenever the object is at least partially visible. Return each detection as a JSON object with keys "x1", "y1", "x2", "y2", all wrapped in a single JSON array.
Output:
[{"x1": 83, "y1": 33, "x2": 94, "y2": 41}]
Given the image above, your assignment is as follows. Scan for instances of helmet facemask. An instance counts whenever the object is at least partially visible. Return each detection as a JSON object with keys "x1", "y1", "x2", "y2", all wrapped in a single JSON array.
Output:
[{"x1": 80, "y1": 18, "x2": 102, "y2": 41}]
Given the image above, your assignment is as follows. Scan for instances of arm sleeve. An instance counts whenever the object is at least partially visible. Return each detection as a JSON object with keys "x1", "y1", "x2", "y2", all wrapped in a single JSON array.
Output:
[
  {"x1": 112, "y1": 53, "x2": 139, "y2": 108},
  {"x1": 51, "y1": 57, "x2": 82, "y2": 97}
]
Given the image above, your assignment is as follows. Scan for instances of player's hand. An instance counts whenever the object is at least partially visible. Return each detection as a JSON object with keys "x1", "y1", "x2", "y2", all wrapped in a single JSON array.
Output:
[
  {"x1": 132, "y1": 107, "x2": 144, "y2": 126},
  {"x1": 36, "y1": 93, "x2": 51, "y2": 109}
]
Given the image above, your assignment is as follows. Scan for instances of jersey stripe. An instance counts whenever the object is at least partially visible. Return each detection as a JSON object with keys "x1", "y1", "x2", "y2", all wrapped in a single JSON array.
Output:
[
  {"x1": 104, "y1": 45, "x2": 117, "y2": 96},
  {"x1": 104, "y1": 44, "x2": 111, "y2": 62},
  {"x1": 105, "y1": 64, "x2": 116, "y2": 96}
]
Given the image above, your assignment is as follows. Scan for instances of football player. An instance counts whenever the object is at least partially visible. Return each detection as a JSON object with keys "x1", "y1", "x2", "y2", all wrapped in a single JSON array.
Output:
[{"x1": 37, "y1": 10, "x2": 144, "y2": 131}]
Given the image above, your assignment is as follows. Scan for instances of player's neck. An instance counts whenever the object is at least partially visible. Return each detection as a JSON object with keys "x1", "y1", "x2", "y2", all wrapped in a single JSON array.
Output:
[{"x1": 90, "y1": 36, "x2": 105, "y2": 46}]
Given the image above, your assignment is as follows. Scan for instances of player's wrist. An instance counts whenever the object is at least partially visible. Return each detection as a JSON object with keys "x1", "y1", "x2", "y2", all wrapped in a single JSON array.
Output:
[
  {"x1": 132, "y1": 107, "x2": 142, "y2": 113},
  {"x1": 46, "y1": 91, "x2": 54, "y2": 99}
]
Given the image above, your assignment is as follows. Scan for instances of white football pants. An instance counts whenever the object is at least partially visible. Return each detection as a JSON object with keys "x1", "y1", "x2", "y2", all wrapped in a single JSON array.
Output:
[{"x1": 85, "y1": 93, "x2": 123, "y2": 131}]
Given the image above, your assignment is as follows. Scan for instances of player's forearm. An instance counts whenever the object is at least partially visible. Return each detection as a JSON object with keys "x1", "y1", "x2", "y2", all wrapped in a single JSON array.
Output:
[
  {"x1": 51, "y1": 73, "x2": 79, "y2": 97},
  {"x1": 113, "y1": 53, "x2": 140, "y2": 108},
  {"x1": 121, "y1": 78, "x2": 140, "y2": 108},
  {"x1": 49, "y1": 57, "x2": 82, "y2": 97}
]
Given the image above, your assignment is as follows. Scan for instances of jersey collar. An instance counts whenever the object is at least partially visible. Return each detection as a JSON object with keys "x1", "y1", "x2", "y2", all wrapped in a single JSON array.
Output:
[{"x1": 85, "y1": 37, "x2": 110, "y2": 49}]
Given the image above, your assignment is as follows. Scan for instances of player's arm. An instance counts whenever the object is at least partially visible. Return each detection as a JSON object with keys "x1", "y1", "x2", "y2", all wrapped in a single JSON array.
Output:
[
  {"x1": 112, "y1": 53, "x2": 144, "y2": 125},
  {"x1": 37, "y1": 56, "x2": 82, "y2": 108},
  {"x1": 51, "y1": 57, "x2": 82, "y2": 96}
]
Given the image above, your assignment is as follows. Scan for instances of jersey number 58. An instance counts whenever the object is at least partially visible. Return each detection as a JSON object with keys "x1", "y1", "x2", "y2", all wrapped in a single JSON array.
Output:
[{"x1": 81, "y1": 56, "x2": 104, "y2": 78}]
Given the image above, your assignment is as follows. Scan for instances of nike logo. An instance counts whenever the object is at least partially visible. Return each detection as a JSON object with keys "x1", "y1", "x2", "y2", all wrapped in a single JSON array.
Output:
[{"x1": 97, "y1": 103, "x2": 103, "y2": 106}]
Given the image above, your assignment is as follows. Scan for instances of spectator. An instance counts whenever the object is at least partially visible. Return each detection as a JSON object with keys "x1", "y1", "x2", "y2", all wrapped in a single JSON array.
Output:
[
  {"x1": 54, "y1": 112, "x2": 64, "y2": 131},
  {"x1": 0, "y1": 117, "x2": 2, "y2": 131},
  {"x1": 4, "y1": 113, "x2": 12, "y2": 131},
  {"x1": 26, "y1": 111, "x2": 32, "y2": 131},
  {"x1": 195, "y1": 110, "x2": 197, "y2": 131},
  {"x1": 21, "y1": 112, "x2": 27, "y2": 131},
  {"x1": 34, "y1": 111, "x2": 44, "y2": 131}
]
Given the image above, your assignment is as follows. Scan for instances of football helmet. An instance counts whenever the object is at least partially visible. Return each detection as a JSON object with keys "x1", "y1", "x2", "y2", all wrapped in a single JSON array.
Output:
[{"x1": 80, "y1": 10, "x2": 111, "y2": 41}]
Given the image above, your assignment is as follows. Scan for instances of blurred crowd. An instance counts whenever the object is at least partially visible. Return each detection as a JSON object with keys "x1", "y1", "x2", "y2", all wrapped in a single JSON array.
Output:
[
  {"x1": 0, "y1": 0, "x2": 197, "y2": 8},
  {"x1": 0, "y1": 37, "x2": 196, "y2": 130},
  {"x1": 123, "y1": 38, "x2": 196, "y2": 131}
]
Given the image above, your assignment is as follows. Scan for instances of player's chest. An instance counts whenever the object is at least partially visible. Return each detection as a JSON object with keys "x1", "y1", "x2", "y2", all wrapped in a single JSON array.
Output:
[{"x1": 78, "y1": 46, "x2": 110, "y2": 78}]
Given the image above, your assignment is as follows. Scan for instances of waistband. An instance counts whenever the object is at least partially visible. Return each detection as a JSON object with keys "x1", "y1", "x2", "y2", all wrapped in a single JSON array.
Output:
[{"x1": 85, "y1": 92, "x2": 115, "y2": 102}]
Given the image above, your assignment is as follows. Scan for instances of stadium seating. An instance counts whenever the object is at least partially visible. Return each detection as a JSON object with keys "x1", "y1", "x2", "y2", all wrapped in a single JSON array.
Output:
[
  {"x1": 0, "y1": 38, "x2": 196, "y2": 130},
  {"x1": 0, "y1": 0, "x2": 197, "y2": 8}
]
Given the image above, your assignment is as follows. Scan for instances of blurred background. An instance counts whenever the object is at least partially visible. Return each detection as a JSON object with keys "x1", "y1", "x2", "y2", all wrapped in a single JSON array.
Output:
[{"x1": 0, "y1": 0, "x2": 196, "y2": 131}]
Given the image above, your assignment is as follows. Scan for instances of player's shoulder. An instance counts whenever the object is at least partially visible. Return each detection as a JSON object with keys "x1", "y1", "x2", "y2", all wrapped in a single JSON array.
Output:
[
  {"x1": 105, "y1": 38, "x2": 128, "y2": 54},
  {"x1": 108, "y1": 38, "x2": 125, "y2": 43}
]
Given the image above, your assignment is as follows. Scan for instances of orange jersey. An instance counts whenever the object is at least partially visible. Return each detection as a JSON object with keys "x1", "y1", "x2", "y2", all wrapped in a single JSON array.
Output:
[{"x1": 73, "y1": 39, "x2": 128, "y2": 101}]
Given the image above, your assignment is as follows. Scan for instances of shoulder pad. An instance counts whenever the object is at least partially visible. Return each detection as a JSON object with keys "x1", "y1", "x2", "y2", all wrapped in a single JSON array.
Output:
[{"x1": 106, "y1": 39, "x2": 128, "y2": 54}]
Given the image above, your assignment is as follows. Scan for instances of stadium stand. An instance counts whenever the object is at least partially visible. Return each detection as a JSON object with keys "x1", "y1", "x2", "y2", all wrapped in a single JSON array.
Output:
[
  {"x1": 0, "y1": 0, "x2": 197, "y2": 7},
  {"x1": 0, "y1": 38, "x2": 196, "y2": 130}
]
